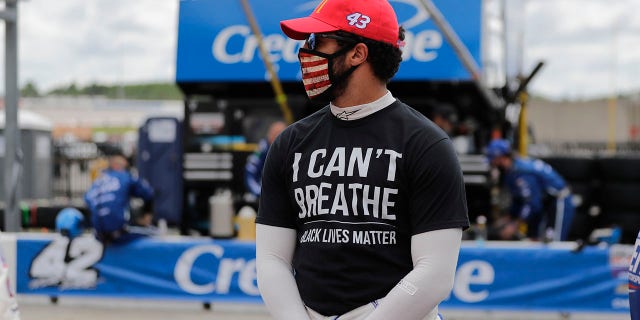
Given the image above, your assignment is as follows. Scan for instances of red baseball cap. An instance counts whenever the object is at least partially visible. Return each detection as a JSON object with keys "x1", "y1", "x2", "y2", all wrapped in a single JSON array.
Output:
[{"x1": 280, "y1": 0, "x2": 400, "y2": 47}]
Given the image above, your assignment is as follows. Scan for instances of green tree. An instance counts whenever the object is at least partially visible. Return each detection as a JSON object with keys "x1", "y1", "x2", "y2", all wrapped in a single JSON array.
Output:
[
  {"x1": 46, "y1": 82, "x2": 183, "y2": 100},
  {"x1": 66, "y1": 83, "x2": 80, "y2": 96},
  {"x1": 48, "y1": 82, "x2": 80, "y2": 96},
  {"x1": 83, "y1": 83, "x2": 110, "y2": 96},
  {"x1": 21, "y1": 81, "x2": 40, "y2": 97}
]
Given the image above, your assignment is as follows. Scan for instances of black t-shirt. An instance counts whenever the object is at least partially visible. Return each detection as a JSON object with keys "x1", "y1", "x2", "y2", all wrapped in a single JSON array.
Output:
[{"x1": 256, "y1": 99, "x2": 469, "y2": 316}]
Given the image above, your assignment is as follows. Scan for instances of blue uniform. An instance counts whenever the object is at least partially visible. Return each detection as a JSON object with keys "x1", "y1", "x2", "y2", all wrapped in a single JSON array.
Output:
[
  {"x1": 504, "y1": 157, "x2": 575, "y2": 241},
  {"x1": 630, "y1": 231, "x2": 640, "y2": 319},
  {"x1": 84, "y1": 169, "x2": 154, "y2": 243},
  {"x1": 245, "y1": 139, "x2": 270, "y2": 198}
]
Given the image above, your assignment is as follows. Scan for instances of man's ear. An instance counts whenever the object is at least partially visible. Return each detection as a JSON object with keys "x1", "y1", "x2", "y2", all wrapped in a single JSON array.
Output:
[{"x1": 349, "y1": 42, "x2": 368, "y2": 66}]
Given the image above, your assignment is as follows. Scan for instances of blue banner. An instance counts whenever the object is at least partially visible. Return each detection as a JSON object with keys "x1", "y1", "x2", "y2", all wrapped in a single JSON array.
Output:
[
  {"x1": 176, "y1": 0, "x2": 481, "y2": 83},
  {"x1": 446, "y1": 243, "x2": 631, "y2": 312},
  {"x1": 16, "y1": 235, "x2": 632, "y2": 313},
  {"x1": 18, "y1": 235, "x2": 260, "y2": 301}
]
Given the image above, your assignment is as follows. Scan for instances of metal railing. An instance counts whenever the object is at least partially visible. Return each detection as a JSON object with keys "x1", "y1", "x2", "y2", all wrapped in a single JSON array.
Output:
[{"x1": 529, "y1": 142, "x2": 640, "y2": 157}]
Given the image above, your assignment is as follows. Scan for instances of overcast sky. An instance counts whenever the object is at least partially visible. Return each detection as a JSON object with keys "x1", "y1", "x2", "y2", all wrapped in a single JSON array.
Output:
[
  {"x1": 1, "y1": 0, "x2": 639, "y2": 100},
  {"x1": 518, "y1": 0, "x2": 640, "y2": 100}
]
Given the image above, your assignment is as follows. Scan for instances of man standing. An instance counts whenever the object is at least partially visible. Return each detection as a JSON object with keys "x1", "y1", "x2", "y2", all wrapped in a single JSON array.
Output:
[
  {"x1": 486, "y1": 139, "x2": 575, "y2": 241},
  {"x1": 84, "y1": 151, "x2": 156, "y2": 245},
  {"x1": 255, "y1": 0, "x2": 469, "y2": 319}
]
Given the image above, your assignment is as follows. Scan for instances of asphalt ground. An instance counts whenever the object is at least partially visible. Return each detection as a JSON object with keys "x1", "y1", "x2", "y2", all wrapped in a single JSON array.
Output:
[
  {"x1": 17, "y1": 296, "x2": 270, "y2": 320},
  {"x1": 16, "y1": 295, "x2": 629, "y2": 320}
]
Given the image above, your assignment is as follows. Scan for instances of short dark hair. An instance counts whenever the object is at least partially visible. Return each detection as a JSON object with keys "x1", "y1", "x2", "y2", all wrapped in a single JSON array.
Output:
[{"x1": 335, "y1": 26, "x2": 405, "y2": 83}]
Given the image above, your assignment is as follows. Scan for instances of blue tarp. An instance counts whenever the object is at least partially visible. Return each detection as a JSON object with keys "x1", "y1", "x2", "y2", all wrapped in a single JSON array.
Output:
[{"x1": 16, "y1": 234, "x2": 632, "y2": 313}]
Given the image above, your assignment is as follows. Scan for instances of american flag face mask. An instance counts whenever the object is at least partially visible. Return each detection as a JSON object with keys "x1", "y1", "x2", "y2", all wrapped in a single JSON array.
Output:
[
  {"x1": 298, "y1": 48, "x2": 334, "y2": 99},
  {"x1": 298, "y1": 39, "x2": 356, "y2": 100}
]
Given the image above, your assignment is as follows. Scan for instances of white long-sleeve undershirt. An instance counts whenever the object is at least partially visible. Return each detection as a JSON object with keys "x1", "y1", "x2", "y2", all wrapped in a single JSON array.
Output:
[
  {"x1": 365, "y1": 228, "x2": 462, "y2": 320},
  {"x1": 256, "y1": 224, "x2": 311, "y2": 320}
]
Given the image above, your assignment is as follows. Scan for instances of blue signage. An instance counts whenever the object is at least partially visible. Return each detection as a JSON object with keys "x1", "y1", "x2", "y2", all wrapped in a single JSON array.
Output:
[
  {"x1": 445, "y1": 243, "x2": 632, "y2": 312},
  {"x1": 18, "y1": 235, "x2": 260, "y2": 301},
  {"x1": 15, "y1": 234, "x2": 632, "y2": 314},
  {"x1": 176, "y1": 0, "x2": 481, "y2": 83}
]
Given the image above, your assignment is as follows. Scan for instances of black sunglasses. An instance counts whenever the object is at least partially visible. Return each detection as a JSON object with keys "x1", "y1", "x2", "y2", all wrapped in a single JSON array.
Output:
[{"x1": 305, "y1": 33, "x2": 357, "y2": 51}]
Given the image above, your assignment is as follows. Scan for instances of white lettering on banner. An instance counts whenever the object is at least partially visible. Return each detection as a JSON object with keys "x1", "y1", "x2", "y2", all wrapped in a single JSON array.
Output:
[
  {"x1": 402, "y1": 30, "x2": 442, "y2": 62},
  {"x1": 453, "y1": 260, "x2": 495, "y2": 303},
  {"x1": 174, "y1": 244, "x2": 259, "y2": 296},
  {"x1": 612, "y1": 298, "x2": 630, "y2": 309},
  {"x1": 212, "y1": 25, "x2": 249, "y2": 63},
  {"x1": 29, "y1": 236, "x2": 103, "y2": 289},
  {"x1": 212, "y1": 25, "x2": 302, "y2": 64},
  {"x1": 217, "y1": 259, "x2": 259, "y2": 295},
  {"x1": 211, "y1": 26, "x2": 443, "y2": 65}
]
